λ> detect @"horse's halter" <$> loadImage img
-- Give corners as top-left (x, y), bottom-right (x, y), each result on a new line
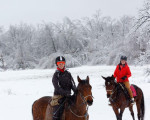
top-left (105, 81), bottom-right (119, 103)
top-left (105, 81), bottom-right (117, 98)
top-left (69, 89), bottom-right (93, 119)
top-left (105, 82), bottom-right (114, 92)
top-left (79, 91), bottom-right (93, 105)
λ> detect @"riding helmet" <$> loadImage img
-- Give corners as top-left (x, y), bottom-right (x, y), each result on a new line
top-left (120, 56), bottom-right (127, 61)
top-left (55, 56), bottom-right (66, 65)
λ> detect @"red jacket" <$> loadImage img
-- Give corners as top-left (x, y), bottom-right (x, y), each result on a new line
top-left (114, 63), bottom-right (131, 83)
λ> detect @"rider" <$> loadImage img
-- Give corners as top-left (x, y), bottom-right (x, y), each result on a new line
top-left (52, 56), bottom-right (77, 120)
top-left (113, 55), bottom-right (134, 104)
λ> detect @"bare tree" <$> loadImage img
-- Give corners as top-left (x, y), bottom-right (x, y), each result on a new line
top-left (135, 0), bottom-right (150, 30)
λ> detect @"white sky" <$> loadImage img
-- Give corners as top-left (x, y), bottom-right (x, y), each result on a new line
top-left (0, 0), bottom-right (145, 28)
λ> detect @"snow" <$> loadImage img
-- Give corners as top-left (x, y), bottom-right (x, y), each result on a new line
top-left (0, 65), bottom-right (150, 120)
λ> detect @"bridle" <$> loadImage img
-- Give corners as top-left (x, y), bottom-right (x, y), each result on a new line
top-left (105, 82), bottom-right (119, 103)
top-left (52, 92), bottom-right (92, 119)
top-left (105, 82), bottom-right (117, 96)
top-left (106, 90), bottom-right (113, 92)
top-left (69, 91), bottom-right (93, 119)
top-left (79, 92), bottom-right (93, 104)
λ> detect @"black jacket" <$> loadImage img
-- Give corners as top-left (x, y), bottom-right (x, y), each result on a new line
top-left (52, 69), bottom-right (76, 96)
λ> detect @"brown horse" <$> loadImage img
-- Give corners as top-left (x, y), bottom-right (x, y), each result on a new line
top-left (102, 75), bottom-right (145, 120)
top-left (32, 76), bottom-right (93, 120)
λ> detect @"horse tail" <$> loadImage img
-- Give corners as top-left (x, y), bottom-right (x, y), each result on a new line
top-left (132, 84), bottom-right (145, 120)
top-left (140, 92), bottom-right (145, 120)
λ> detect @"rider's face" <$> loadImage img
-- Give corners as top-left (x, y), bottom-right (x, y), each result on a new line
top-left (57, 62), bottom-right (65, 69)
top-left (121, 60), bottom-right (126, 65)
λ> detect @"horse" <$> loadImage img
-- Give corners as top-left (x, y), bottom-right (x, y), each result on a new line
top-left (32, 76), bottom-right (93, 120)
top-left (102, 75), bottom-right (145, 120)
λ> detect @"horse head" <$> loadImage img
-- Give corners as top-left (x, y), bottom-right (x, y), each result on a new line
top-left (102, 75), bottom-right (116, 98)
top-left (77, 76), bottom-right (93, 106)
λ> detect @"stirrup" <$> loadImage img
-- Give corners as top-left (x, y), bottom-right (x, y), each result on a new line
top-left (130, 98), bottom-right (134, 105)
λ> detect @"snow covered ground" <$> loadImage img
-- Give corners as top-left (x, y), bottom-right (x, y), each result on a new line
top-left (0, 65), bottom-right (150, 120)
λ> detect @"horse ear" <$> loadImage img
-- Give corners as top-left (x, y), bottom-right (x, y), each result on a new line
top-left (101, 76), bottom-right (106, 80)
top-left (86, 76), bottom-right (89, 80)
top-left (112, 75), bottom-right (115, 80)
top-left (86, 76), bottom-right (89, 83)
top-left (77, 76), bottom-right (81, 82)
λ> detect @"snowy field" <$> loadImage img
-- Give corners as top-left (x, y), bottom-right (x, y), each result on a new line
top-left (0, 65), bottom-right (150, 120)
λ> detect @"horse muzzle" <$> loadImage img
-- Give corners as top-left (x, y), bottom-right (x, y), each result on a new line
top-left (107, 94), bottom-right (111, 98)
top-left (87, 100), bottom-right (93, 106)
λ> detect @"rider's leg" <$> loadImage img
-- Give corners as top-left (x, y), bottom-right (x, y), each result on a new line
top-left (53, 105), bottom-right (61, 120)
top-left (52, 98), bottom-right (65, 120)
top-left (123, 81), bottom-right (134, 104)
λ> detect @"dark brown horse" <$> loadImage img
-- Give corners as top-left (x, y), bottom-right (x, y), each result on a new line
top-left (102, 75), bottom-right (145, 120)
top-left (32, 76), bottom-right (93, 120)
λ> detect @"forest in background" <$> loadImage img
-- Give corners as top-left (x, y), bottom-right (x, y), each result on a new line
top-left (0, 0), bottom-right (150, 70)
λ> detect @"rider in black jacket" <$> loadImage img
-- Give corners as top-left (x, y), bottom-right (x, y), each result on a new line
top-left (52, 56), bottom-right (76, 120)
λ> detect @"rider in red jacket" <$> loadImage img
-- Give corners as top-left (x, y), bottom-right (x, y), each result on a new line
top-left (113, 56), bottom-right (134, 104)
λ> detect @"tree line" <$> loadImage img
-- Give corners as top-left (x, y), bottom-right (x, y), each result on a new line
top-left (0, 1), bottom-right (150, 70)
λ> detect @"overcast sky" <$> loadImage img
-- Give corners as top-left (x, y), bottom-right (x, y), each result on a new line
top-left (0, 0), bottom-right (145, 28)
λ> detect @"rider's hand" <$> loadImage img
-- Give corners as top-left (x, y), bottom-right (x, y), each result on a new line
top-left (65, 91), bottom-right (71, 97)
top-left (121, 76), bottom-right (127, 80)
top-left (65, 94), bottom-right (71, 98)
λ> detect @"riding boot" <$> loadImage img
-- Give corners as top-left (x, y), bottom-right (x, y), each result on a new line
top-left (130, 98), bottom-right (134, 105)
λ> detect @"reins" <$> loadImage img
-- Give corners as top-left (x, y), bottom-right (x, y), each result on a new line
top-left (69, 92), bottom-right (93, 119)
top-left (107, 83), bottom-right (127, 104)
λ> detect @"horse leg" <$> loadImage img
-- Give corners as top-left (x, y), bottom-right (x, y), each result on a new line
top-left (136, 101), bottom-right (141, 120)
top-left (129, 106), bottom-right (135, 120)
top-left (119, 107), bottom-right (125, 120)
top-left (112, 106), bottom-right (120, 120)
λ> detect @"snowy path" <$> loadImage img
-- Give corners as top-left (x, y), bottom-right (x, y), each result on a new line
top-left (0, 66), bottom-right (150, 120)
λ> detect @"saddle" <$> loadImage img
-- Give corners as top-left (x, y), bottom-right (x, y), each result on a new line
top-left (50, 95), bottom-right (73, 120)
top-left (118, 83), bottom-right (137, 100)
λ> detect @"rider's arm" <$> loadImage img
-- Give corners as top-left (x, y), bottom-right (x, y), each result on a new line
top-left (113, 65), bottom-right (119, 78)
top-left (70, 75), bottom-right (77, 93)
top-left (126, 66), bottom-right (131, 78)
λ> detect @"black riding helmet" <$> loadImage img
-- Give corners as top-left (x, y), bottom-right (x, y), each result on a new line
top-left (120, 56), bottom-right (127, 61)
top-left (55, 56), bottom-right (66, 65)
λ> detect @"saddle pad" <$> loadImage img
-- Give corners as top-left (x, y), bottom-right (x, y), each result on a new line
top-left (50, 95), bottom-right (63, 106)
top-left (130, 85), bottom-right (137, 97)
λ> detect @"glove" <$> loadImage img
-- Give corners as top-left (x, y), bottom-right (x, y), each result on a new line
top-left (65, 91), bottom-right (71, 97)
top-left (121, 76), bottom-right (127, 80)
top-left (65, 94), bottom-right (71, 98)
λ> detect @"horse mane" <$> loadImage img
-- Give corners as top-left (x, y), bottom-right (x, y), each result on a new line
top-left (113, 82), bottom-right (130, 100)
top-left (70, 90), bottom-right (78, 104)
top-left (114, 82), bottom-right (125, 92)
top-left (70, 79), bottom-right (89, 104)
